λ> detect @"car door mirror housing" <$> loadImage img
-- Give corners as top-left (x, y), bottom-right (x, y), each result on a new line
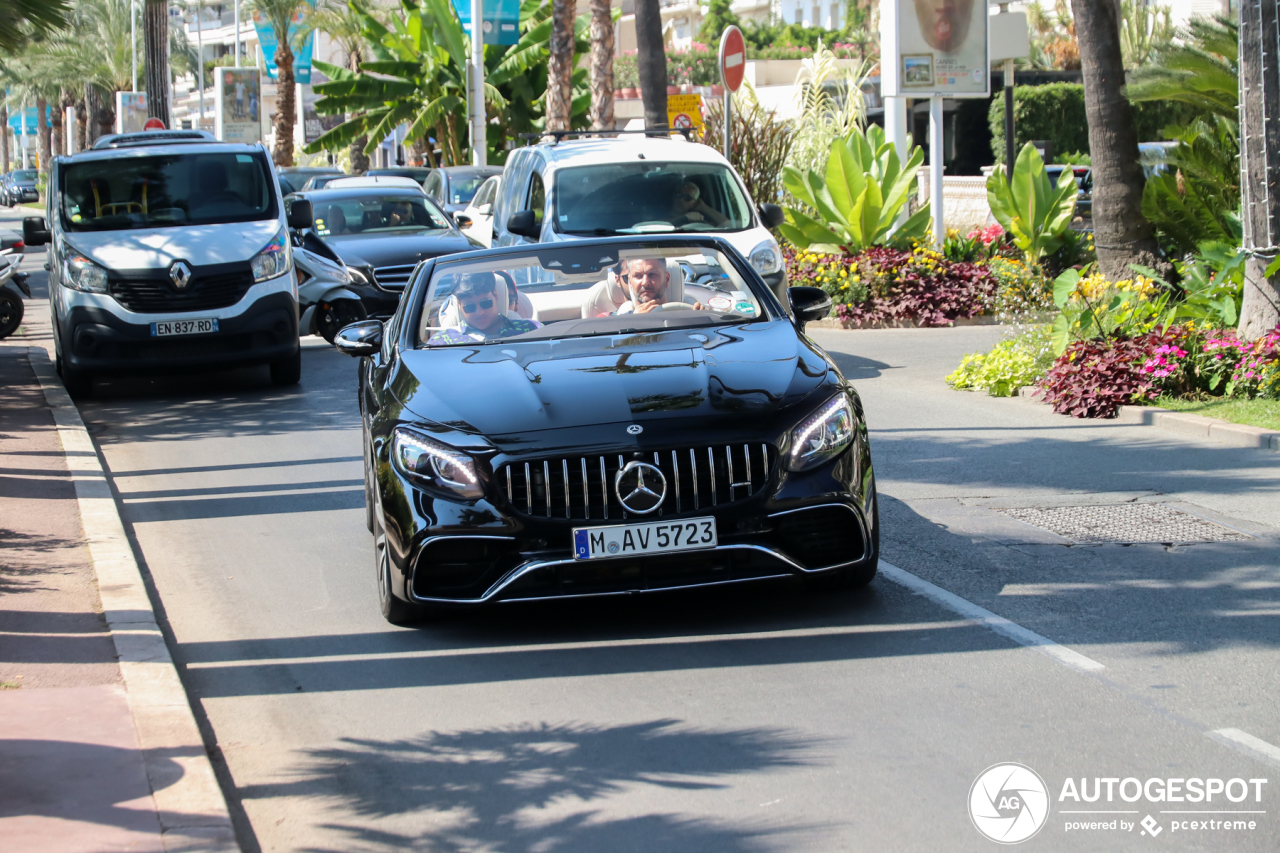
top-left (22, 216), bottom-right (50, 247)
top-left (758, 203), bottom-right (785, 229)
top-left (287, 198), bottom-right (313, 230)
top-left (334, 320), bottom-right (384, 357)
top-left (789, 286), bottom-right (831, 329)
top-left (453, 213), bottom-right (473, 229)
top-left (507, 210), bottom-right (540, 240)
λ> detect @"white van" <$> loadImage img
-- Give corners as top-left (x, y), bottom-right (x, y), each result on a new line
top-left (489, 134), bottom-right (788, 304)
top-left (23, 131), bottom-right (304, 397)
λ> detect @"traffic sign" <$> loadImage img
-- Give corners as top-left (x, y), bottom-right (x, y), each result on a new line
top-left (144, 117), bottom-right (166, 131)
top-left (719, 26), bottom-right (746, 93)
top-left (666, 94), bottom-right (704, 133)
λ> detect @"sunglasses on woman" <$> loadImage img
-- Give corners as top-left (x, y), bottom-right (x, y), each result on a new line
top-left (461, 298), bottom-right (495, 313)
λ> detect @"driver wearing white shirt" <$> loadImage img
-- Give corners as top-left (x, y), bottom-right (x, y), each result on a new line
top-left (615, 258), bottom-right (705, 314)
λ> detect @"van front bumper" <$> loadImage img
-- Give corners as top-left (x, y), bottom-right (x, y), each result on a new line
top-left (58, 290), bottom-right (299, 375)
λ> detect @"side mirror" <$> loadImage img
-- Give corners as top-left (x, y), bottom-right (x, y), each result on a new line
top-left (23, 217), bottom-right (50, 247)
top-left (333, 319), bottom-right (383, 357)
top-left (507, 210), bottom-right (540, 240)
top-left (758, 203), bottom-right (785, 229)
top-left (287, 198), bottom-right (313, 230)
top-left (788, 286), bottom-right (831, 330)
top-left (453, 213), bottom-right (473, 229)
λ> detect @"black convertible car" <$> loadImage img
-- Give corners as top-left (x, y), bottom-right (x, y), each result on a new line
top-left (335, 236), bottom-right (878, 623)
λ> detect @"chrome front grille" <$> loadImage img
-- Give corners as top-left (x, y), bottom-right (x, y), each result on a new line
top-left (502, 444), bottom-right (775, 520)
top-left (373, 264), bottom-right (416, 289)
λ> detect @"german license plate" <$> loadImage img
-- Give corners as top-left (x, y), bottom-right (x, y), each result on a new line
top-left (150, 318), bottom-right (218, 337)
top-left (572, 516), bottom-right (717, 560)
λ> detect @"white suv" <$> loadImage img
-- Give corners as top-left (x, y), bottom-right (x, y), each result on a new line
top-left (490, 133), bottom-right (788, 303)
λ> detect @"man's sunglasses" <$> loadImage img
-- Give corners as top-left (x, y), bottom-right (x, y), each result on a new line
top-left (460, 298), bottom-right (495, 313)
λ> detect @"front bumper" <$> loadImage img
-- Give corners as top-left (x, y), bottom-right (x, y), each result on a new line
top-left (376, 430), bottom-right (876, 606)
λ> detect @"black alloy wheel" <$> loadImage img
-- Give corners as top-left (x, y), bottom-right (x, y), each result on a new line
top-left (363, 434), bottom-right (376, 533)
top-left (0, 290), bottom-right (23, 339)
top-left (372, 503), bottom-right (426, 626)
top-left (269, 349), bottom-right (302, 386)
top-left (316, 299), bottom-right (367, 344)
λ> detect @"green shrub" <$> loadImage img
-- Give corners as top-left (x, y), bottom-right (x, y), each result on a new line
top-left (988, 83), bottom-right (1090, 165)
top-left (986, 142), bottom-right (1079, 264)
top-left (947, 326), bottom-right (1056, 397)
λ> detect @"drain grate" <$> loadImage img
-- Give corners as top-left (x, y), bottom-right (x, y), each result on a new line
top-left (997, 503), bottom-right (1251, 545)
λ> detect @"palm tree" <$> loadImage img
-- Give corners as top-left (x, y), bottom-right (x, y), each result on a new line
top-left (311, 1), bottom-right (376, 171)
top-left (0, 0), bottom-right (73, 54)
top-left (247, 0), bottom-right (317, 166)
top-left (634, 0), bottom-right (666, 130)
top-left (546, 0), bottom-right (575, 131)
top-left (1126, 15), bottom-right (1237, 126)
top-left (1070, 0), bottom-right (1160, 279)
top-left (587, 0), bottom-right (613, 131)
top-left (143, 0), bottom-right (171, 124)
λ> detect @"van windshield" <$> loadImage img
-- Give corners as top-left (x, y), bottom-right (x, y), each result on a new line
top-left (59, 151), bottom-right (277, 231)
top-left (554, 162), bottom-right (752, 236)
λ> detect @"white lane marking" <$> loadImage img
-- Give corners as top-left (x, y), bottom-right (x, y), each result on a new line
top-left (877, 561), bottom-right (1106, 673)
top-left (1210, 728), bottom-right (1280, 767)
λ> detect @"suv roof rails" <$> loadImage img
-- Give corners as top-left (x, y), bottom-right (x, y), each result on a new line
top-left (517, 128), bottom-right (694, 146)
top-left (91, 130), bottom-right (218, 150)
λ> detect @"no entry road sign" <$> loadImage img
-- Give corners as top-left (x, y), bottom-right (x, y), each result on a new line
top-left (719, 26), bottom-right (746, 93)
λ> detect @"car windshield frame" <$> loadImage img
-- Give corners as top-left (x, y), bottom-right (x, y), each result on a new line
top-left (58, 150), bottom-right (278, 232)
top-left (308, 192), bottom-right (455, 237)
top-left (408, 238), bottom-right (780, 349)
top-left (552, 161), bottom-right (755, 237)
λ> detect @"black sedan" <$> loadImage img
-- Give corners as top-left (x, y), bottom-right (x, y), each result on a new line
top-left (286, 187), bottom-right (480, 318)
top-left (334, 236), bottom-right (878, 624)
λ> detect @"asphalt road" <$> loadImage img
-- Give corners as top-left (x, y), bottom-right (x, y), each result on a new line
top-left (5, 207), bottom-right (1279, 851)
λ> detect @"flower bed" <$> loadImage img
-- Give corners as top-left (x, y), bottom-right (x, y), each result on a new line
top-left (785, 244), bottom-right (996, 328)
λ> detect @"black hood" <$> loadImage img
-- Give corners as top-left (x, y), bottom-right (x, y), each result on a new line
top-left (326, 231), bottom-right (479, 268)
top-left (391, 320), bottom-right (837, 438)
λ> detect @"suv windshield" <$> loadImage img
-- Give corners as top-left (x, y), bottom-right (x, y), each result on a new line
top-left (13, 170), bottom-right (37, 182)
top-left (554, 162), bottom-right (752, 235)
top-left (417, 241), bottom-right (771, 347)
top-left (311, 194), bottom-right (453, 236)
top-left (60, 151), bottom-right (276, 232)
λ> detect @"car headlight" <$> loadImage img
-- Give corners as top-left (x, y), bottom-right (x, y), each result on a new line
top-left (788, 394), bottom-right (856, 471)
top-left (62, 249), bottom-right (109, 293)
top-left (749, 237), bottom-right (783, 276)
top-left (250, 229), bottom-right (291, 283)
top-left (391, 427), bottom-right (484, 500)
top-left (347, 267), bottom-right (369, 285)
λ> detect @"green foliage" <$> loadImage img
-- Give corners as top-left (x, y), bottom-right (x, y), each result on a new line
top-left (947, 326), bottom-right (1055, 397)
top-left (986, 143), bottom-right (1079, 264)
top-left (786, 44), bottom-right (868, 176)
top-left (1127, 15), bottom-right (1238, 126)
top-left (1056, 151), bottom-right (1090, 166)
top-left (0, 0), bottom-right (72, 53)
top-left (701, 85), bottom-right (794, 206)
top-left (1049, 269), bottom-right (1170, 355)
top-left (1142, 116), bottom-right (1240, 255)
top-left (779, 124), bottom-right (930, 254)
top-left (988, 256), bottom-right (1055, 323)
top-left (667, 45), bottom-right (719, 86)
top-left (696, 0), bottom-right (739, 47)
top-left (988, 83), bottom-right (1089, 164)
top-left (1135, 242), bottom-right (1244, 330)
top-left (613, 52), bottom-right (637, 88)
top-left (1120, 0), bottom-right (1175, 69)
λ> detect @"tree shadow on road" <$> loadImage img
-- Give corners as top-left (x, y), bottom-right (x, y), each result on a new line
top-left (243, 719), bottom-right (826, 853)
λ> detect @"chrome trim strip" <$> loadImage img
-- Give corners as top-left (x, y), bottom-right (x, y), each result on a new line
top-left (618, 455), bottom-right (626, 519)
top-left (725, 445), bottom-right (735, 497)
top-left (600, 456), bottom-right (608, 519)
top-left (761, 444), bottom-right (769, 485)
top-left (543, 460), bottom-right (551, 516)
top-left (581, 458), bottom-right (589, 519)
top-left (407, 534), bottom-right (518, 603)
top-left (708, 446), bottom-right (717, 505)
top-left (743, 444), bottom-right (751, 488)
top-left (653, 452), bottom-right (662, 516)
top-left (506, 466), bottom-right (512, 505)
top-left (524, 462), bottom-right (531, 510)
top-left (495, 572), bottom-right (796, 604)
top-left (672, 450), bottom-right (681, 513)
top-left (767, 501), bottom-right (872, 567)
top-left (690, 448), bottom-right (699, 509)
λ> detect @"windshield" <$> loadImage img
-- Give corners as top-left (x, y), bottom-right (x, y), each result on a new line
top-left (312, 195), bottom-right (453, 236)
top-left (416, 241), bottom-right (771, 348)
top-left (14, 170), bottom-right (37, 182)
top-left (554, 162), bottom-right (752, 236)
top-left (60, 152), bottom-right (276, 231)
top-left (447, 174), bottom-right (489, 205)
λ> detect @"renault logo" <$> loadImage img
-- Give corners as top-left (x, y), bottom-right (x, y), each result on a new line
top-left (614, 461), bottom-right (666, 515)
top-left (169, 261), bottom-right (192, 289)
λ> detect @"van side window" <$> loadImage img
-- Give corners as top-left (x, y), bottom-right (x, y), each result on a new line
top-left (527, 172), bottom-right (545, 228)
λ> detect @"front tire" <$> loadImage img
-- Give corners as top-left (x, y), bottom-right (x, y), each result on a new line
top-left (373, 512), bottom-right (425, 626)
top-left (0, 290), bottom-right (24, 339)
top-left (57, 355), bottom-right (93, 399)
top-left (269, 348), bottom-right (302, 386)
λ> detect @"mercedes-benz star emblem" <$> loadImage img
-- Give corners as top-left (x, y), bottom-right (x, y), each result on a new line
top-left (169, 261), bottom-right (192, 289)
top-left (614, 461), bottom-right (667, 515)
top-left (626, 424), bottom-right (643, 435)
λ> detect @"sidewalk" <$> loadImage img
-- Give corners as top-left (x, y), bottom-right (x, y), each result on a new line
top-left (0, 347), bottom-right (237, 852)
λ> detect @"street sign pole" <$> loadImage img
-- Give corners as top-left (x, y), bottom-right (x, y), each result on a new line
top-left (930, 96), bottom-right (944, 246)
top-left (717, 26), bottom-right (745, 161)
top-left (470, 0), bottom-right (486, 166)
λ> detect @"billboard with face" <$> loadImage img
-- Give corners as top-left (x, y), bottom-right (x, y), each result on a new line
top-left (880, 0), bottom-right (990, 98)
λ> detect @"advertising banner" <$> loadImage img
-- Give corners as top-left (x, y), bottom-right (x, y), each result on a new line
top-left (450, 0), bottom-right (520, 45)
top-left (215, 67), bottom-right (263, 143)
top-left (880, 0), bottom-right (990, 98)
top-left (299, 72), bottom-right (343, 145)
top-left (115, 92), bottom-right (148, 134)
top-left (252, 2), bottom-right (316, 84)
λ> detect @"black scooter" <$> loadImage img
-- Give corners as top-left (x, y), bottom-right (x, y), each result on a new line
top-left (0, 250), bottom-right (30, 340)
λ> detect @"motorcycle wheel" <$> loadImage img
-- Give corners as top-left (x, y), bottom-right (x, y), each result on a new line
top-left (0, 290), bottom-right (24, 339)
top-left (317, 299), bottom-right (368, 344)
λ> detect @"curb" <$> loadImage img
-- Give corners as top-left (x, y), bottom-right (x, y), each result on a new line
top-left (26, 348), bottom-right (240, 852)
top-left (1016, 386), bottom-right (1280, 452)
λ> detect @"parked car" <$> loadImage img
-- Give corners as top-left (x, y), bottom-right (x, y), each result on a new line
top-left (423, 165), bottom-right (503, 214)
top-left (454, 174), bottom-right (500, 247)
top-left (279, 167), bottom-right (344, 194)
top-left (490, 135), bottom-right (787, 306)
top-left (331, 234), bottom-right (876, 623)
top-left (1044, 165), bottom-right (1092, 222)
top-left (286, 185), bottom-right (478, 303)
top-left (324, 175), bottom-right (426, 193)
top-left (299, 173), bottom-right (349, 191)
top-left (3, 169), bottom-right (40, 206)
top-left (23, 131), bottom-right (302, 397)
top-left (365, 167), bottom-right (435, 187)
